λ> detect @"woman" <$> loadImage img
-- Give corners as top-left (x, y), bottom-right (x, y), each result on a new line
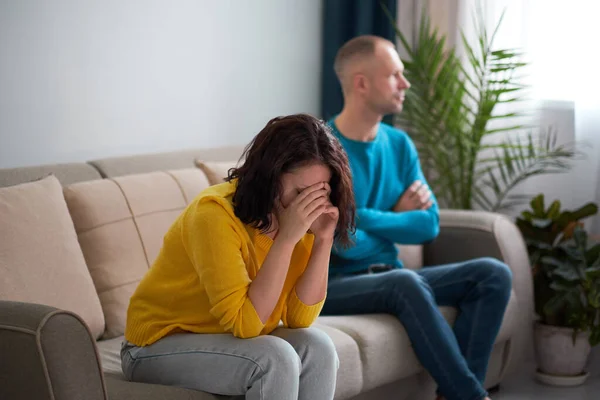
top-left (121, 114), bottom-right (356, 400)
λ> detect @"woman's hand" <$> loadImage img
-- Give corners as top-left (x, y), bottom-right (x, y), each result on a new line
top-left (276, 182), bottom-right (329, 246)
top-left (309, 183), bottom-right (339, 242)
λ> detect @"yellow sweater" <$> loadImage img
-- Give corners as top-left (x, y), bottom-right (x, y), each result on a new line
top-left (125, 181), bottom-right (324, 346)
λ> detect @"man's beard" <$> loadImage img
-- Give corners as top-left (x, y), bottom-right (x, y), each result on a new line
top-left (370, 98), bottom-right (402, 115)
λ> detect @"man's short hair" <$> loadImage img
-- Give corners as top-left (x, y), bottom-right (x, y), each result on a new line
top-left (333, 35), bottom-right (392, 82)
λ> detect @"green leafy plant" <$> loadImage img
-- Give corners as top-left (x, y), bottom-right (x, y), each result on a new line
top-left (382, 4), bottom-right (577, 211)
top-left (516, 194), bottom-right (600, 346)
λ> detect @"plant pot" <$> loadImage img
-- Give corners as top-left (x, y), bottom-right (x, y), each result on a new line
top-left (534, 322), bottom-right (591, 386)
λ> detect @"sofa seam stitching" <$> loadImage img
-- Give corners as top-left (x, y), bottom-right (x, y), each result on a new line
top-left (164, 170), bottom-right (190, 204)
top-left (111, 178), bottom-right (151, 269)
top-left (0, 325), bottom-right (37, 334)
top-left (76, 206), bottom-right (186, 236)
top-left (95, 277), bottom-right (141, 294)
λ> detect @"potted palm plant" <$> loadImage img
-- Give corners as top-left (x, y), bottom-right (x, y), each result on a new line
top-left (516, 194), bottom-right (600, 386)
top-left (381, 4), bottom-right (577, 211)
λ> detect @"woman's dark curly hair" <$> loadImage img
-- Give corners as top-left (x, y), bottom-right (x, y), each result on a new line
top-left (227, 114), bottom-right (356, 247)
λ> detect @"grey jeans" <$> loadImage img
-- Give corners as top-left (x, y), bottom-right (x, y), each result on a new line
top-left (120, 327), bottom-right (339, 400)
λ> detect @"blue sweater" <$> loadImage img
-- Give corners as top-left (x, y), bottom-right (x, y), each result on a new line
top-left (329, 121), bottom-right (440, 274)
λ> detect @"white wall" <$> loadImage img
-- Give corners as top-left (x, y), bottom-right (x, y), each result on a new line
top-left (0, 0), bottom-right (323, 168)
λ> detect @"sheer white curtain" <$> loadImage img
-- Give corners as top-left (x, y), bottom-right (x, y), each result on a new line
top-left (396, 0), bottom-right (600, 232)
top-left (456, 0), bottom-right (600, 232)
top-left (527, 0), bottom-right (600, 237)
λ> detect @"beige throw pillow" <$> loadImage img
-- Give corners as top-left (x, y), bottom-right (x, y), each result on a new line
top-left (0, 175), bottom-right (105, 339)
top-left (195, 160), bottom-right (238, 186)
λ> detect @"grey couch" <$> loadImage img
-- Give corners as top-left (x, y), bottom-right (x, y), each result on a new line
top-left (0, 146), bottom-right (534, 400)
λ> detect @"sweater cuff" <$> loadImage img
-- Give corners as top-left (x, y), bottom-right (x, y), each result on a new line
top-left (286, 288), bottom-right (324, 328)
top-left (233, 298), bottom-right (266, 338)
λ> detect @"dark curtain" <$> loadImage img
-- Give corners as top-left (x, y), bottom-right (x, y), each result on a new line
top-left (320, 0), bottom-right (398, 121)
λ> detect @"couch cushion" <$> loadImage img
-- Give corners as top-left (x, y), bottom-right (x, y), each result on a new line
top-left (195, 160), bottom-right (239, 186)
top-left (98, 324), bottom-right (363, 400)
top-left (0, 163), bottom-right (102, 188)
top-left (313, 324), bottom-right (363, 400)
top-left (97, 336), bottom-right (125, 377)
top-left (397, 244), bottom-right (423, 270)
top-left (316, 291), bottom-right (518, 394)
top-left (0, 175), bottom-right (105, 338)
top-left (89, 146), bottom-right (245, 178)
top-left (105, 374), bottom-right (224, 400)
top-left (316, 314), bottom-right (422, 392)
top-left (64, 169), bottom-right (209, 339)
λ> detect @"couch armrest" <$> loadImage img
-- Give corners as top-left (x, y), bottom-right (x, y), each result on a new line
top-left (0, 300), bottom-right (108, 400)
top-left (423, 210), bottom-right (532, 302)
top-left (423, 210), bottom-right (534, 373)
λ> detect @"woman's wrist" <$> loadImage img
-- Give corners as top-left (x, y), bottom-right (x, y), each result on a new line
top-left (273, 235), bottom-right (299, 252)
top-left (313, 235), bottom-right (334, 248)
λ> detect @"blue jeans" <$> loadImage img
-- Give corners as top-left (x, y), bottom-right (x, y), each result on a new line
top-left (322, 257), bottom-right (512, 400)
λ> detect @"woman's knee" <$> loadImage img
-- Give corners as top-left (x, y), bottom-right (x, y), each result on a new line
top-left (294, 328), bottom-right (339, 368)
top-left (257, 335), bottom-right (301, 375)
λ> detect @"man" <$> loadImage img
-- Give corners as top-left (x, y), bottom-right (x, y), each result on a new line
top-left (322, 35), bottom-right (512, 400)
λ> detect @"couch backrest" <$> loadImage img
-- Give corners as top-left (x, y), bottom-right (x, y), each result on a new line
top-left (2, 145), bottom-right (423, 340)
top-left (397, 244), bottom-right (423, 270)
top-left (63, 169), bottom-right (210, 339)
top-left (0, 163), bottom-right (102, 188)
top-left (89, 145), bottom-right (245, 178)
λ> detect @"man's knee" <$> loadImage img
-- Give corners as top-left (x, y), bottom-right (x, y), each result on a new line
top-left (383, 269), bottom-right (432, 308)
top-left (477, 257), bottom-right (513, 288)
top-left (386, 268), bottom-right (428, 293)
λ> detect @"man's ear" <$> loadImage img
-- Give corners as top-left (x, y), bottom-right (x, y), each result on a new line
top-left (354, 73), bottom-right (368, 94)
